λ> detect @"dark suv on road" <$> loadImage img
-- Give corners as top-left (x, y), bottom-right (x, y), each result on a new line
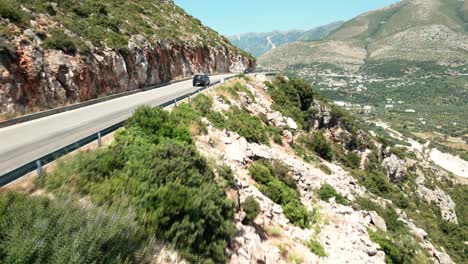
top-left (193, 74), bottom-right (210, 86)
top-left (244, 68), bottom-right (253, 74)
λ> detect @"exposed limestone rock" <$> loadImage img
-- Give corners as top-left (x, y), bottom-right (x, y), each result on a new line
top-left (415, 176), bottom-right (458, 224)
top-left (230, 222), bottom-right (283, 264)
top-left (151, 247), bottom-right (188, 264)
top-left (396, 209), bottom-right (455, 264)
top-left (369, 211), bottom-right (387, 232)
top-left (309, 103), bottom-right (332, 130)
top-left (286, 117), bottom-right (298, 130)
top-left (382, 150), bottom-right (407, 183)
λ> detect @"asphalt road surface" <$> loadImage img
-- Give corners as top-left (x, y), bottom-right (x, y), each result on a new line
top-left (0, 73), bottom-right (234, 178)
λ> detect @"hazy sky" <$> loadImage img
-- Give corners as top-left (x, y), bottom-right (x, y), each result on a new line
top-left (174, 0), bottom-right (401, 36)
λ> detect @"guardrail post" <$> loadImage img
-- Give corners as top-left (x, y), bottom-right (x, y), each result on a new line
top-left (97, 132), bottom-right (102, 147)
top-left (174, 98), bottom-right (177, 107)
top-left (36, 160), bottom-right (43, 177)
top-left (188, 93), bottom-right (191, 103)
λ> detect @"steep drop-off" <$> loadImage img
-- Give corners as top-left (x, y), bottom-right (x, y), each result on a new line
top-left (0, 0), bottom-right (254, 115)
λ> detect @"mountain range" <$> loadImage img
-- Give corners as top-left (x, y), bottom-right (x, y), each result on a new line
top-left (259, 0), bottom-right (468, 70)
top-left (228, 21), bottom-right (343, 57)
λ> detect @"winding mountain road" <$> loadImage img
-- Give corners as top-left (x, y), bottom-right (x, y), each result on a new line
top-left (0, 73), bottom-right (234, 182)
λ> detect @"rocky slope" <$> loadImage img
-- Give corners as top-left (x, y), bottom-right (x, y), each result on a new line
top-left (259, 0), bottom-right (467, 70)
top-left (191, 74), bottom-right (465, 263)
top-left (228, 21), bottom-right (343, 57)
top-left (0, 0), bottom-right (254, 116)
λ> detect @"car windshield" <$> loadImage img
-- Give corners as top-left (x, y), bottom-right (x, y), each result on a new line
top-left (195, 75), bottom-right (205, 79)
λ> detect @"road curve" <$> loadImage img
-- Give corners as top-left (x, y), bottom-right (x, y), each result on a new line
top-left (0, 73), bottom-right (234, 178)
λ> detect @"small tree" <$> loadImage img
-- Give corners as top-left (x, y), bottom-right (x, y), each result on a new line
top-left (311, 132), bottom-right (333, 161)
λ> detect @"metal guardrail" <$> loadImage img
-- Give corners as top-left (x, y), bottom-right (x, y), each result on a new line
top-left (0, 77), bottom-right (195, 129)
top-left (0, 76), bottom-right (229, 187)
top-left (0, 72), bottom-right (280, 187)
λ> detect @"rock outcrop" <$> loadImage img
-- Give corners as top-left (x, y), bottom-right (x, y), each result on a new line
top-left (415, 175), bottom-right (458, 224)
top-left (382, 149), bottom-right (407, 183)
top-left (0, 31), bottom-right (253, 114)
top-left (0, 1), bottom-right (254, 115)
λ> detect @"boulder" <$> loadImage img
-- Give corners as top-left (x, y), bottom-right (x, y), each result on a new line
top-left (382, 154), bottom-right (407, 183)
top-left (286, 117), bottom-right (298, 130)
top-left (369, 211), bottom-right (387, 232)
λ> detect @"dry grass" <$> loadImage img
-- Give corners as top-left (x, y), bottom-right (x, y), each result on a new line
top-left (264, 225), bottom-right (283, 238)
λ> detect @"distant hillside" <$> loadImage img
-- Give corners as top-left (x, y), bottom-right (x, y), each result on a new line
top-left (228, 21), bottom-right (343, 57)
top-left (259, 0), bottom-right (468, 70)
top-left (297, 21), bottom-right (344, 41)
top-left (229, 30), bottom-right (305, 57)
top-left (258, 0), bottom-right (468, 157)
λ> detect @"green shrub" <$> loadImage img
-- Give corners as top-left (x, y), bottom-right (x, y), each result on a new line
top-left (301, 132), bottom-right (333, 161)
top-left (0, 192), bottom-right (143, 264)
top-left (306, 238), bottom-right (327, 257)
top-left (273, 132), bottom-right (283, 145)
top-left (346, 151), bottom-right (362, 169)
top-left (0, 0), bottom-right (28, 24)
top-left (242, 196), bottom-right (260, 224)
top-left (225, 107), bottom-right (269, 144)
top-left (329, 105), bottom-right (355, 132)
top-left (192, 93), bottom-right (213, 115)
top-left (207, 111), bottom-right (227, 129)
top-left (319, 184), bottom-right (348, 205)
top-left (38, 106), bottom-right (235, 263)
top-left (283, 201), bottom-right (310, 228)
top-left (250, 160), bottom-right (310, 228)
top-left (249, 162), bottom-right (272, 184)
top-left (218, 164), bottom-right (236, 189)
top-left (43, 29), bottom-right (77, 54)
top-left (170, 103), bottom-right (207, 135)
top-left (319, 164), bottom-right (332, 175)
top-left (126, 106), bottom-right (192, 144)
top-left (266, 76), bottom-right (315, 129)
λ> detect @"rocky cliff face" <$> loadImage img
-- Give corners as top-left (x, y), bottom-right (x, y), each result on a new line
top-left (0, 0), bottom-right (254, 115)
top-left (0, 32), bottom-right (252, 114)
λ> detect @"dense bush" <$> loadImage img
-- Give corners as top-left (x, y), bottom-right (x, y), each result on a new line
top-left (38, 106), bottom-right (235, 263)
top-left (331, 143), bottom-right (361, 169)
top-left (171, 103), bottom-right (207, 135)
top-left (126, 106), bottom-right (193, 144)
top-left (225, 107), bottom-right (269, 144)
top-left (266, 76), bottom-right (315, 129)
top-left (249, 160), bottom-right (310, 228)
top-left (191, 94), bottom-right (213, 115)
top-left (0, 192), bottom-right (143, 264)
top-left (218, 164), bottom-right (236, 189)
top-left (43, 29), bottom-right (77, 54)
top-left (207, 111), bottom-right (227, 129)
top-left (301, 132), bottom-right (333, 161)
top-left (242, 196), bottom-right (260, 224)
top-left (0, 0), bottom-right (28, 24)
top-left (318, 184), bottom-right (348, 205)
